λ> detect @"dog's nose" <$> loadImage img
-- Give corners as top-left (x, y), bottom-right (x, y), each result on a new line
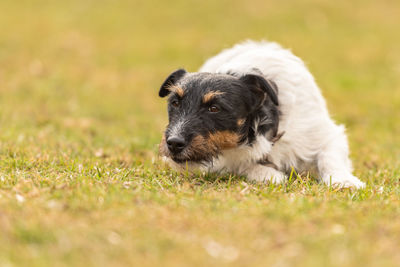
top-left (166, 136), bottom-right (186, 154)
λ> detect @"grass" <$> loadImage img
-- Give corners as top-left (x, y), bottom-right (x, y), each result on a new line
top-left (0, 0), bottom-right (399, 266)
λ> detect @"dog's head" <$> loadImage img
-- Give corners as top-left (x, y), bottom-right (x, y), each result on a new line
top-left (158, 69), bottom-right (279, 163)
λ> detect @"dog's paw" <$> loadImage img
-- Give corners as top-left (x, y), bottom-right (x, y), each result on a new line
top-left (323, 174), bottom-right (365, 189)
top-left (246, 166), bottom-right (287, 184)
top-left (266, 169), bottom-right (287, 184)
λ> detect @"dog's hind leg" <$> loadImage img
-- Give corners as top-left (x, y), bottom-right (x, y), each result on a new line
top-left (317, 126), bottom-right (365, 189)
top-left (245, 164), bottom-right (287, 184)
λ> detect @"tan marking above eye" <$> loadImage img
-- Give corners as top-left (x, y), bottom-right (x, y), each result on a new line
top-left (167, 85), bottom-right (184, 97)
top-left (203, 90), bottom-right (225, 103)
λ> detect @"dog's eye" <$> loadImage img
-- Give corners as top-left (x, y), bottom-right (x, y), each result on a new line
top-left (208, 105), bottom-right (220, 113)
top-left (171, 100), bottom-right (180, 108)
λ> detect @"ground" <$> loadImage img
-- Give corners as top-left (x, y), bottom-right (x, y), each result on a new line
top-left (0, 0), bottom-right (399, 266)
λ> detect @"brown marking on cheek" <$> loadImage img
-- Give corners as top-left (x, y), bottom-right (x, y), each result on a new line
top-left (167, 85), bottom-right (184, 97)
top-left (191, 135), bottom-right (206, 148)
top-left (188, 135), bottom-right (217, 157)
top-left (207, 131), bottom-right (240, 150)
top-left (203, 90), bottom-right (224, 103)
top-left (237, 118), bottom-right (245, 127)
top-left (183, 134), bottom-right (220, 161)
top-left (180, 131), bottom-right (240, 162)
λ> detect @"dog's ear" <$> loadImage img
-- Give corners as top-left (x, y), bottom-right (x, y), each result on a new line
top-left (240, 74), bottom-right (278, 108)
top-left (159, 69), bottom-right (187, 97)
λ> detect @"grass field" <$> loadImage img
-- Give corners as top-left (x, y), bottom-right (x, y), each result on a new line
top-left (0, 0), bottom-right (399, 266)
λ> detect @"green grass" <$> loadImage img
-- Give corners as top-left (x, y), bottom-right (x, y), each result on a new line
top-left (0, 0), bottom-right (399, 266)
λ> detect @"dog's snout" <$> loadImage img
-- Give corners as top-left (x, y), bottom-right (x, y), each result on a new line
top-left (167, 136), bottom-right (186, 154)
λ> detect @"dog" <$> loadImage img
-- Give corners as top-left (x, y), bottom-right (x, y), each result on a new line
top-left (158, 40), bottom-right (365, 189)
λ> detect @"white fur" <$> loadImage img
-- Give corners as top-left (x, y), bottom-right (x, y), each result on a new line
top-left (172, 40), bottom-right (365, 189)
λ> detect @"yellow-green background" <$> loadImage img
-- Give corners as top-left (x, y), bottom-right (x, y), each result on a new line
top-left (0, 0), bottom-right (399, 266)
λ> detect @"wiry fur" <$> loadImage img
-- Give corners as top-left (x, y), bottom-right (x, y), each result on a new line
top-left (160, 40), bottom-right (365, 189)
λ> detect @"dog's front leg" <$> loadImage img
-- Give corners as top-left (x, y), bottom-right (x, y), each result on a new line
top-left (245, 164), bottom-right (287, 184)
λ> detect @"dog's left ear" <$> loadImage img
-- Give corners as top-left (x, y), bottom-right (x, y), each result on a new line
top-left (240, 74), bottom-right (279, 107)
top-left (159, 69), bottom-right (187, 97)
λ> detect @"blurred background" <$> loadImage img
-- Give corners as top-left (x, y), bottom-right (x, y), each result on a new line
top-left (0, 0), bottom-right (399, 265)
